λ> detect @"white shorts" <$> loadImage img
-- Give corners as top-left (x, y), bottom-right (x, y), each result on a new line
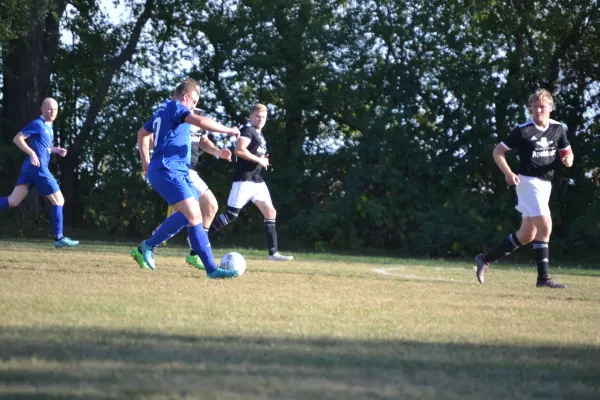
top-left (188, 169), bottom-right (209, 198)
top-left (515, 175), bottom-right (552, 218)
top-left (227, 181), bottom-right (272, 209)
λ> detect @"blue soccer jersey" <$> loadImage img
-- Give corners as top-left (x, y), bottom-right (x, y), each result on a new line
top-left (143, 100), bottom-right (192, 172)
top-left (21, 116), bottom-right (54, 172)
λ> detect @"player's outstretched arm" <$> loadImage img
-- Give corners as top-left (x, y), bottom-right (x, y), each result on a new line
top-left (199, 136), bottom-right (232, 161)
top-left (137, 127), bottom-right (152, 174)
top-left (13, 132), bottom-right (40, 167)
top-left (493, 144), bottom-right (520, 185)
top-left (185, 114), bottom-right (240, 138)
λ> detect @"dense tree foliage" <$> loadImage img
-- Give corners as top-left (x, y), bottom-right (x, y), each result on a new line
top-left (1, 0), bottom-right (598, 257)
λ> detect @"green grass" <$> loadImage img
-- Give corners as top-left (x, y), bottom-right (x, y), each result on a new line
top-left (1, 239), bottom-right (599, 399)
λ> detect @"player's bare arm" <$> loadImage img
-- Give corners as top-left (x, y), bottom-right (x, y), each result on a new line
top-left (235, 137), bottom-right (269, 169)
top-left (199, 136), bottom-right (232, 162)
top-left (493, 144), bottom-right (520, 185)
top-left (51, 147), bottom-right (67, 157)
top-left (137, 127), bottom-right (152, 174)
top-left (560, 146), bottom-right (574, 167)
top-left (186, 114), bottom-right (240, 139)
top-left (13, 132), bottom-right (40, 167)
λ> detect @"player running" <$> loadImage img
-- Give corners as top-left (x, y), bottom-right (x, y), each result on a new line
top-left (209, 103), bottom-right (293, 261)
top-left (0, 98), bottom-right (79, 249)
top-left (475, 89), bottom-right (574, 288)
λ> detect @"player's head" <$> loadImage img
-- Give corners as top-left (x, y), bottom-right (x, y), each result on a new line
top-left (529, 89), bottom-right (554, 127)
top-left (41, 98), bottom-right (59, 122)
top-left (173, 79), bottom-right (200, 110)
top-left (249, 103), bottom-right (268, 130)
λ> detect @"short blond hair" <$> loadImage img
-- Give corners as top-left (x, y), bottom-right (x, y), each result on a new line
top-left (529, 89), bottom-right (554, 108)
top-left (174, 78), bottom-right (200, 99)
top-left (250, 103), bottom-right (268, 115)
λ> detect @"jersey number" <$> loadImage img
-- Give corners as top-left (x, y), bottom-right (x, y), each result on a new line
top-left (152, 117), bottom-right (162, 147)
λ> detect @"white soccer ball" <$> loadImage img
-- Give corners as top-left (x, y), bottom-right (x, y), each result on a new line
top-left (220, 252), bottom-right (246, 276)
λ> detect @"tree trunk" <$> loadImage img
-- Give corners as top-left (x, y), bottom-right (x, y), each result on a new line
top-left (0, 0), bottom-right (65, 195)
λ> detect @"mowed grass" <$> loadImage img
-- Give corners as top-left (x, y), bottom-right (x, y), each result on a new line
top-left (1, 240), bottom-right (599, 400)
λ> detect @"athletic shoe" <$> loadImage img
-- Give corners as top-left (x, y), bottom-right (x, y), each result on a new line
top-left (186, 254), bottom-right (205, 270)
top-left (475, 253), bottom-right (489, 284)
top-left (53, 237), bottom-right (79, 249)
top-left (536, 278), bottom-right (567, 289)
top-left (268, 252), bottom-right (294, 261)
top-left (139, 240), bottom-right (156, 270)
top-left (206, 267), bottom-right (238, 279)
top-left (131, 247), bottom-right (151, 269)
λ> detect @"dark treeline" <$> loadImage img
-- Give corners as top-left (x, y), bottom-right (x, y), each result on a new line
top-left (1, 0), bottom-right (598, 258)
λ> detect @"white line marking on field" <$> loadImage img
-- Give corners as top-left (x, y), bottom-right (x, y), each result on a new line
top-left (372, 267), bottom-right (471, 283)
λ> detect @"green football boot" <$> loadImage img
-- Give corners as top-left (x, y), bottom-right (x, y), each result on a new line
top-left (186, 254), bottom-right (205, 270)
top-left (131, 247), bottom-right (151, 269)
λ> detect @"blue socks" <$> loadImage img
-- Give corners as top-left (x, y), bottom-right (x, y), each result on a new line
top-left (51, 205), bottom-right (64, 240)
top-left (147, 212), bottom-right (188, 248)
top-left (187, 224), bottom-right (218, 273)
top-left (0, 197), bottom-right (9, 210)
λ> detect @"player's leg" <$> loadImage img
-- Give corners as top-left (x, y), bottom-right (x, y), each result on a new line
top-left (208, 182), bottom-right (248, 234)
top-left (475, 175), bottom-right (538, 284)
top-left (46, 190), bottom-right (77, 248)
top-left (172, 196), bottom-right (236, 278)
top-left (0, 184), bottom-right (29, 210)
top-left (253, 183), bottom-right (293, 261)
top-left (37, 172), bottom-right (79, 248)
top-left (200, 190), bottom-right (218, 229)
top-left (531, 215), bottom-right (563, 288)
top-left (186, 171), bottom-right (214, 269)
top-left (132, 170), bottom-right (190, 269)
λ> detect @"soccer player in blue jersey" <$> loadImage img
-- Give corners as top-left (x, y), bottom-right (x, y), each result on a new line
top-left (0, 98), bottom-right (79, 248)
top-left (130, 79), bottom-right (241, 279)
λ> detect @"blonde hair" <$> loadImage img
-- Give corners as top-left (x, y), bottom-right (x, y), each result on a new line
top-left (174, 78), bottom-right (200, 99)
top-left (529, 89), bottom-right (554, 108)
top-left (250, 103), bottom-right (268, 115)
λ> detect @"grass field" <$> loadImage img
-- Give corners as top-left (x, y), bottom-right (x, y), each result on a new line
top-left (1, 239), bottom-right (599, 399)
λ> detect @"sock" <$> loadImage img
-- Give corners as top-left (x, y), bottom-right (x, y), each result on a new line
top-left (147, 212), bottom-right (188, 248)
top-left (533, 241), bottom-right (550, 281)
top-left (484, 232), bottom-right (522, 263)
top-left (264, 219), bottom-right (278, 256)
top-left (188, 224), bottom-right (218, 273)
top-left (0, 197), bottom-right (9, 210)
top-left (189, 227), bottom-right (210, 256)
top-left (208, 208), bottom-right (239, 234)
top-left (51, 205), bottom-right (64, 240)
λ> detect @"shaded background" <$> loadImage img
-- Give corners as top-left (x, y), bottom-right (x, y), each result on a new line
top-left (0, 0), bottom-right (598, 259)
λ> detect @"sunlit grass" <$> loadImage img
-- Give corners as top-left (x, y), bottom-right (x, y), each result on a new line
top-left (1, 240), bottom-right (599, 399)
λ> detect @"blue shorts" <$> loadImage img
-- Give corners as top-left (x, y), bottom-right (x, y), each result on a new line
top-left (148, 167), bottom-right (198, 205)
top-left (16, 168), bottom-right (60, 196)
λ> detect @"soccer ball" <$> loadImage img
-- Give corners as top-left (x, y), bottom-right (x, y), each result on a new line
top-left (220, 252), bottom-right (246, 276)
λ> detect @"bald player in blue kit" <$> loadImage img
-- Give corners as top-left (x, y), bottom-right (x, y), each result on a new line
top-left (0, 98), bottom-right (78, 248)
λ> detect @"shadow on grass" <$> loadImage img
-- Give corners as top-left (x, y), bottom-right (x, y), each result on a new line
top-left (0, 326), bottom-right (599, 400)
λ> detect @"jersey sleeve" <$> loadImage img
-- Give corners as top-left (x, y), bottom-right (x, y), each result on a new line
top-left (142, 115), bottom-right (155, 132)
top-left (174, 102), bottom-right (191, 123)
top-left (500, 127), bottom-right (522, 150)
top-left (557, 126), bottom-right (571, 150)
top-left (21, 120), bottom-right (40, 138)
top-left (239, 126), bottom-right (254, 141)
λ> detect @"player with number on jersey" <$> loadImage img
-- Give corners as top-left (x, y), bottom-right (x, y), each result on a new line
top-left (475, 89), bottom-right (574, 288)
top-left (131, 78), bottom-right (241, 279)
